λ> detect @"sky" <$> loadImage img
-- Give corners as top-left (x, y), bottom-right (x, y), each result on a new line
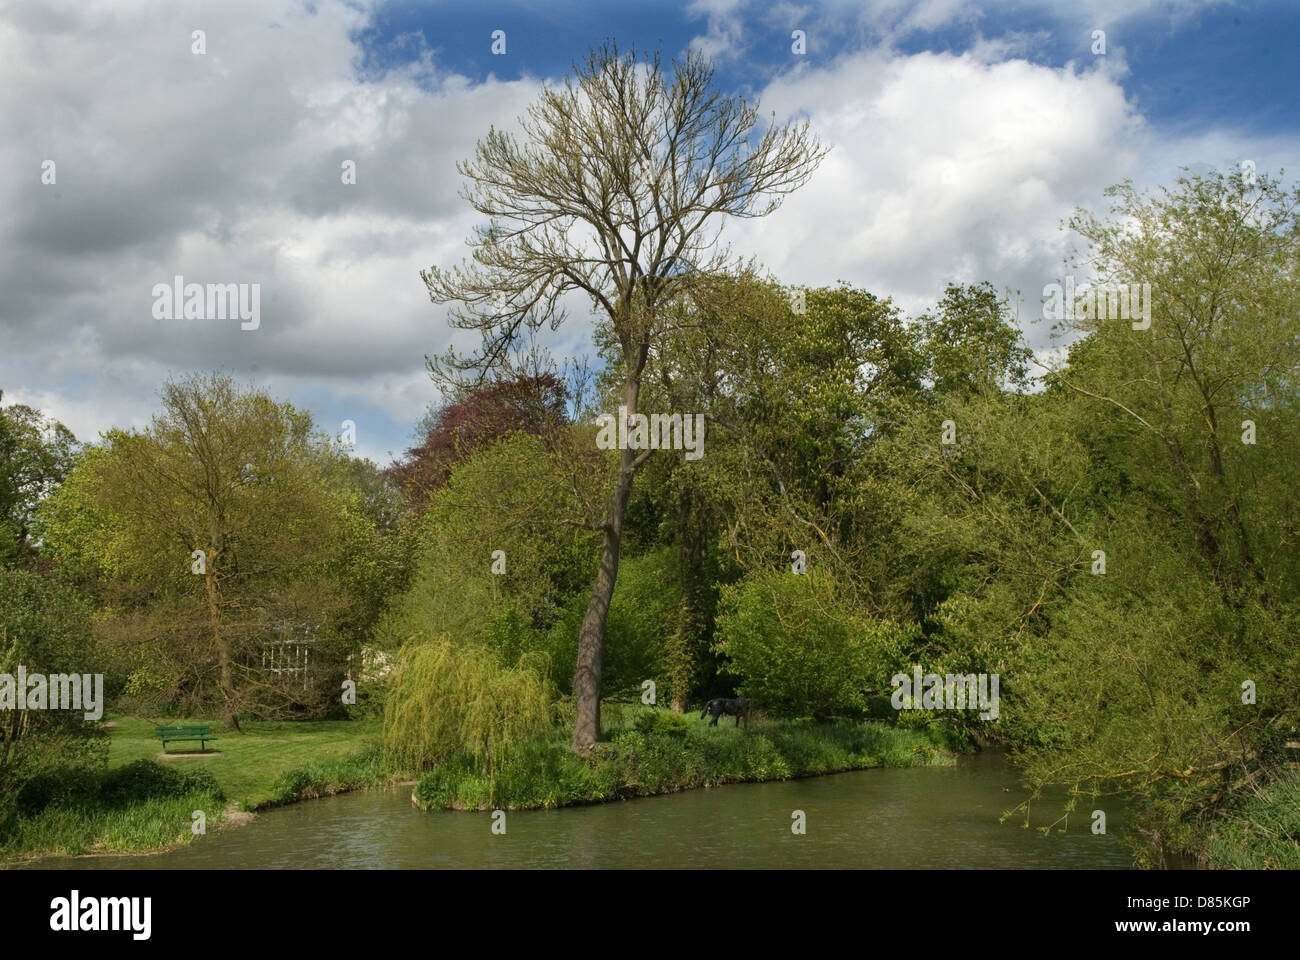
top-left (1, 0), bottom-right (1295, 467)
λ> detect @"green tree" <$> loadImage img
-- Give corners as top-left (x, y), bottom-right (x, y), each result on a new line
top-left (421, 42), bottom-right (827, 750)
top-left (0, 393), bottom-right (78, 567)
top-left (382, 636), bottom-right (552, 775)
top-left (0, 569), bottom-right (106, 823)
top-left (1053, 168), bottom-right (1300, 598)
top-left (37, 374), bottom-right (384, 727)
top-left (872, 169), bottom-right (1300, 863)
top-left (375, 431), bottom-right (602, 656)
top-left (714, 567), bottom-right (912, 718)
top-left (919, 282), bottom-right (1032, 398)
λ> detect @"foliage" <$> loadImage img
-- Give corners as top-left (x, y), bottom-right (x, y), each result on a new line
top-left (0, 784), bottom-right (224, 861)
top-left (714, 567), bottom-right (913, 718)
top-left (631, 705), bottom-right (692, 737)
top-left (0, 394), bottom-right (79, 567)
top-left (646, 277), bottom-right (927, 599)
top-left (265, 743), bottom-right (385, 807)
top-left (1, 759), bottom-right (224, 861)
top-left (540, 548), bottom-right (678, 698)
top-left (859, 168), bottom-right (1300, 862)
top-left (0, 568), bottom-right (107, 823)
top-left (382, 636), bottom-right (553, 775)
top-left (919, 281), bottom-right (1032, 396)
top-left (35, 374), bottom-right (393, 723)
top-left (412, 711), bottom-right (949, 811)
top-left (94, 759), bottom-right (223, 809)
top-left (372, 431), bottom-right (600, 661)
top-left (387, 372), bottom-right (570, 509)
top-left (1206, 774), bottom-right (1300, 869)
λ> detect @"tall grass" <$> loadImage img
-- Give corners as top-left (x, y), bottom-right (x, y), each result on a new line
top-left (1206, 774), bottom-right (1300, 869)
top-left (0, 759), bottom-right (225, 861)
top-left (262, 743), bottom-right (388, 809)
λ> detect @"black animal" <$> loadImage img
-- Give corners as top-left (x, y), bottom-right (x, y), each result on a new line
top-left (701, 697), bottom-right (751, 727)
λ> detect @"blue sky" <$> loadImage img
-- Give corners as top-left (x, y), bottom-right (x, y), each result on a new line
top-left (355, 0), bottom-right (1298, 132)
top-left (1, 0), bottom-right (1296, 467)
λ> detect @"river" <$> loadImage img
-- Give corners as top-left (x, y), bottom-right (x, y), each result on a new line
top-left (24, 751), bottom-right (1141, 869)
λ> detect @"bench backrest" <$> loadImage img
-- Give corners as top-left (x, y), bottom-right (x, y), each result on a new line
top-left (155, 725), bottom-right (212, 735)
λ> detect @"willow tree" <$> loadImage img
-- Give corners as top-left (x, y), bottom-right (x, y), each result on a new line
top-left (422, 42), bottom-right (827, 750)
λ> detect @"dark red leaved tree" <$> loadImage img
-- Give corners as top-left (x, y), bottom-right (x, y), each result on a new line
top-left (387, 373), bottom-right (568, 509)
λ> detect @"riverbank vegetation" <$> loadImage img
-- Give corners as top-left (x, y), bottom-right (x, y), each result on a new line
top-left (3, 42), bottom-right (1297, 870)
top-left (1204, 773), bottom-right (1300, 869)
top-left (0, 717), bottom-right (385, 861)
top-left (413, 707), bottom-right (951, 812)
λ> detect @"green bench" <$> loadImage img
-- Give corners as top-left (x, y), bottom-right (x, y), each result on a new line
top-left (155, 724), bottom-right (217, 753)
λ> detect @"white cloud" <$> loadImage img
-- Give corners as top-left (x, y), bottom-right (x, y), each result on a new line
top-left (724, 48), bottom-right (1150, 351)
top-left (685, 0), bottom-right (749, 60)
top-left (0, 0), bottom-right (1286, 465)
top-left (0, 0), bottom-right (548, 457)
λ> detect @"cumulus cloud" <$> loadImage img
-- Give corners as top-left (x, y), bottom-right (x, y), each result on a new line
top-left (0, 0), bottom-right (554, 455)
top-left (0, 0), bottom-right (1284, 462)
top-left (685, 0), bottom-right (749, 61)
top-left (727, 48), bottom-right (1148, 348)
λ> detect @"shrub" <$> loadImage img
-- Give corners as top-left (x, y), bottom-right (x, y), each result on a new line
top-left (97, 759), bottom-right (223, 808)
top-left (266, 744), bottom-right (385, 807)
top-left (1206, 774), bottom-right (1300, 869)
top-left (632, 706), bottom-right (692, 738)
top-left (4, 758), bottom-right (225, 857)
top-left (0, 569), bottom-right (108, 817)
top-left (713, 567), bottom-right (913, 718)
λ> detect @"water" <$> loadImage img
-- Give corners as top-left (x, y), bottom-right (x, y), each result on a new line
top-left (24, 752), bottom-right (1140, 869)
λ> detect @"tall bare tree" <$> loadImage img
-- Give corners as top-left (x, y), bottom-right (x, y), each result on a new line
top-left (422, 41), bottom-right (827, 750)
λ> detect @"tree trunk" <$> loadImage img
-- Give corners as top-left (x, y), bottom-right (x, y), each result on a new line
top-left (571, 459), bottom-right (635, 750)
top-left (202, 549), bottom-right (239, 731)
top-left (571, 370), bottom-right (644, 751)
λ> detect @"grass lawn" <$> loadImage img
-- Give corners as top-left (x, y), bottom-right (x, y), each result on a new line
top-left (0, 714), bottom-right (386, 862)
top-left (104, 714), bottom-right (384, 809)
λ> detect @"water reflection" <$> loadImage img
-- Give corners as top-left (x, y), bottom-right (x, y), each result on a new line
top-left (23, 752), bottom-right (1141, 870)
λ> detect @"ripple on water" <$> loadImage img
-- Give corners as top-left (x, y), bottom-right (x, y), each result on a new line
top-left (20, 753), bottom-right (1139, 870)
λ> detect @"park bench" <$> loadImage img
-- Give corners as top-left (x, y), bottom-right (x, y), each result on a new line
top-left (155, 724), bottom-right (217, 753)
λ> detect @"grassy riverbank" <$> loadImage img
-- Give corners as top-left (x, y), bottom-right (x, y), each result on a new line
top-left (414, 709), bottom-right (954, 812)
top-left (0, 716), bottom-right (387, 863)
top-left (1204, 773), bottom-right (1300, 869)
top-left (98, 715), bottom-right (388, 810)
top-left (9, 709), bottom-right (1289, 868)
